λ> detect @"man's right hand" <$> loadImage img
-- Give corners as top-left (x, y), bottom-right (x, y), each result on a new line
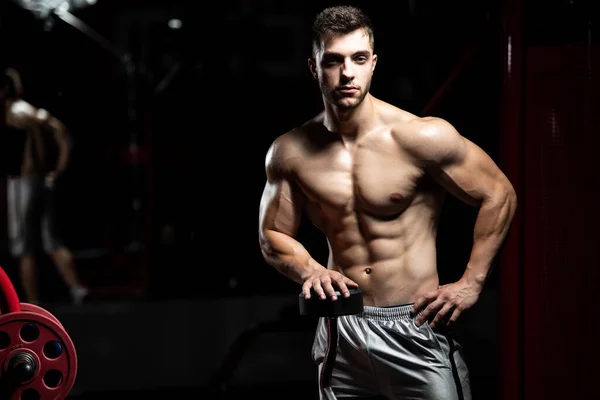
top-left (301, 267), bottom-right (359, 301)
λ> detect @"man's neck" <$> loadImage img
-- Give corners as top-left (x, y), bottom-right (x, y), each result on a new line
top-left (323, 93), bottom-right (377, 139)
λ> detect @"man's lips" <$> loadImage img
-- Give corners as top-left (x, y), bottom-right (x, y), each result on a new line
top-left (338, 86), bottom-right (358, 94)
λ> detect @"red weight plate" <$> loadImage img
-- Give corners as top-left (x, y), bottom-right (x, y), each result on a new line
top-left (19, 303), bottom-right (64, 329)
top-left (0, 312), bottom-right (77, 400)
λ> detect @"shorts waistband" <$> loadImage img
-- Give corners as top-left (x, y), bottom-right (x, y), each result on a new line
top-left (360, 304), bottom-right (415, 320)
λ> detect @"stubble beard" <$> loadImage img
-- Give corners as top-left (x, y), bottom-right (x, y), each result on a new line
top-left (321, 79), bottom-right (372, 111)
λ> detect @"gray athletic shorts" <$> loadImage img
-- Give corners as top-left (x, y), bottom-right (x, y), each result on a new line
top-left (312, 304), bottom-right (471, 400)
top-left (7, 174), bottom-right (63, 257)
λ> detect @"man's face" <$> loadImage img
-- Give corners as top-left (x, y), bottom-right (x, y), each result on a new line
top-left (309, 29), bottom-right (377, 110)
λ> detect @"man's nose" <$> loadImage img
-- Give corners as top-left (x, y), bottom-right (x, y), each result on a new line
top-left (340, 59), bottom-right (354, 80)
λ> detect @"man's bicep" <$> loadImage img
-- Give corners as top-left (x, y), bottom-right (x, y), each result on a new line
top-left (433, 138), bottom-right (509, 207)
top-left (259, 177), bottom-right (304, 239)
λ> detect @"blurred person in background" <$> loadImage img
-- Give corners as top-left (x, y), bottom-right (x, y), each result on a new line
top-left (2, 67), bottom-right (90, 305)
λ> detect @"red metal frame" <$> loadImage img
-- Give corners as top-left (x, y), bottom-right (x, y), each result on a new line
top-left (498, 0), bottom-right (525, 399)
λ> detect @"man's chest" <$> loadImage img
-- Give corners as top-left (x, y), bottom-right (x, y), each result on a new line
top-left (294, 143), bottom-right (425, 213)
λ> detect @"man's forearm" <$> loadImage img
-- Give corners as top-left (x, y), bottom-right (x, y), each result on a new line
top-left (260, 229), bottom-right (321, 285)
top-left (463, 186), bottom-right (517, 290)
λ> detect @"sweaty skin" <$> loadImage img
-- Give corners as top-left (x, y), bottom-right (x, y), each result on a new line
top-left (259, 28), bottom-right (516, 329)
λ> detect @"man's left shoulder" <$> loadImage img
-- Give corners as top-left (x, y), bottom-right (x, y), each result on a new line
top-left (36, 108), bottom-right (51, 122)
top-left (409, 116), bottom-right (460, 141)
top-left (392, 116), bottom-right (462, 158)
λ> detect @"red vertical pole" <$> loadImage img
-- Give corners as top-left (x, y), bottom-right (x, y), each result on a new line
top-left (498, 0), bottom-right (524, 399)
top-left (0, 266), bottom-right (21, 314)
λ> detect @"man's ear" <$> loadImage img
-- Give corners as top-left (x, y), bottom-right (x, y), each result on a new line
top-left (372, 54), bottom-right (378, 72)
top-left (307, 57), bottom-right (318, 80)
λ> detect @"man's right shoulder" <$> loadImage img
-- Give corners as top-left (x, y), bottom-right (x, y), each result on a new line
top-left (271, 116), bottom-right (323, 147)
top-left (8, 100), bottom-right (39, 128)
top-left (271, 126), bottom-right (304, 146)
top-left (265, 126), bottom-right (313, 177)
top-left (266, 112), bottom-right (324, 167)
top-left (267, 128), bottom-right (302, 159)
top-left (9, 100), bottom-right (37, 117)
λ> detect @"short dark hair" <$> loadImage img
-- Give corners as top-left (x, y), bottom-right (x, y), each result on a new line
top-left (311, 5), bottom-right (374, 57)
